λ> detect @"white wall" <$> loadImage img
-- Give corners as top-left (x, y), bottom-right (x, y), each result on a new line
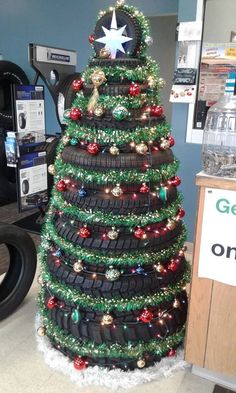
top-left (203, 0), bottom-right (236, 42)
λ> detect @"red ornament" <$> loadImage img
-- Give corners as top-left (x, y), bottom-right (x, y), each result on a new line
top-left (129, 83), bottom-right (141, 96)
top-left (168, 136), bottom-right (175, 147)
top-left (47, 296), bottom-right (57, 309)
top-left (79, 225), bottom-right (91, 238)
top-left (87, 142), bottom-right (100, 155)
top-left (140, 183), bottom-right (150, 193)
top-left (73, 356), bottom-right (88, 371)
top-left (168, 259), bottom-right (179, 272)
top-left (70, 108), bottom-right (82, 121)
top-left (72, 79), bottom-right (83, 91)
top-left (88, 34), bottom-right (95, 44)
top-left (56, 180), bottom-right (67, 192)
top-left (134, 226), bottom-right (146, 239)
top-left (150, 105), bottom-right (164, 117)
top-left (139, 309), bottom-right (153, 323)
top-left (177, 207), bottom-right (185, 218)
top-left (168, 349), bottom-right (176, 357)
top-left (170, 176), bottom-right (181, 187)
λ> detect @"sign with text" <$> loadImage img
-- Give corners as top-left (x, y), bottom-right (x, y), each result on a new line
top-left (198, 187), bottom-right (236, 286)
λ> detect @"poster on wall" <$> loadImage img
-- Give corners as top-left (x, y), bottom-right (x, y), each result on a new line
top-left (17, 149), bottom-right (48, 212)
top-left (198, 187), bottom-right (236, 287)
top-left (13, 85), bottom-right (46, 144)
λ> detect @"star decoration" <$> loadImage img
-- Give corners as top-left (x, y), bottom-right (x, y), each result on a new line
top-left (95, 10), bottom-right (133, 59)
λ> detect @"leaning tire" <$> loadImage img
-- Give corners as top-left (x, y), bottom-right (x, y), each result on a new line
top-left (0, 224), bottom-right (37, 321)
top-left (0, 61), bottom-right (29, 130)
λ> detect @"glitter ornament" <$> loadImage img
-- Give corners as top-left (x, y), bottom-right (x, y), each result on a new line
top-left (87, 142), bottom-right (100, 155)
top-left (105, 267), bottom-right (120, 281)
top-left (150, 105), bottom-right (164, 117)
top-left (78, 187), bottom-right (87, 198)
top-left (154, 264), bottom-right (164, 273)
top-left (159, 138), bottom-right (171, 150)
top-left (168, 260), bottom-right (179, 272)
top-left (139, 309), bottom-right (153, 323)
top-left (137, 358), bottom-right (146, 368)
top-left (168, 349), bottom-right (176, 357)
top-left (129, 82), bottom-right (141, 96)
top-left (169, 136), bottom-right (175, 147)
top-left (48, 164), bottom-right (55, 175)
top-left (145, 36), bottom-right (153, 46)
top-left (166, 219), bottom-right (177, 231)
top-left (47, 296), bottom-right (57, 309)
top-left (73, 260), bottom-right (83, 273)
top-left (147, 75), bottom-right (156, 88)
top-left (63, 109), bottom-right (71, 120)
top-left (56, 180), bottom-right (67, 192)
top-left (94, 105), bottom-right (105, 117)
top-left (79, 225), bottom-right (91, 238)
top-left (73, 356), bottom-right (88, 371)
top-left (70, 138), bottom-right (78, 146)
top-left (158, 78), bottom-right (166, 88)
top-left (134, 226), bottom-right (146, 239)
top-left (112, 105), bottom-right (129, 121)
top-left (135, 142), bottom-right (148, 155)
top-left (111, 184), bottom-right (123, 197)
top-left (177, 207), bottom-right (185, 218)
top-left (89, 34), bottom-right (95, 44)
top-left (173, 299), bottom-right (181, 308)
top-left (71, 309), bottom-right (80, 323)
top-left (99, 47), bottom-right (111, 58)
top-left (107, 227), bottom-right (119, 240)
top-left (109, 144), bottom-right (119, 156)
top-left (140, 183), bottom-right (149, 193)
top-left (70, 108), bottom-right (82, 121)
top-left (72, 79), bottom-right (83, 91)
top-left (102, 314), bottom-right (114, 325)
top-left (37, 326), bottom-right (46, 337)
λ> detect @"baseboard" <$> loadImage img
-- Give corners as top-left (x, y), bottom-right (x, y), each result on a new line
top-left (192, 365), bottom-right (236, 391)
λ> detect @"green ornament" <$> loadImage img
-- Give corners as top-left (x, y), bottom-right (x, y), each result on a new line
top-left (63, 109), bottom-right (71, 120)
top-left (158, 187), bottom-right (167, 202)
top-left (71, 309), bottom-right (80, 323)
top-left (112, 105), bottom-right (129, 121)
top-left (70, 138), bottom-right (78, 146)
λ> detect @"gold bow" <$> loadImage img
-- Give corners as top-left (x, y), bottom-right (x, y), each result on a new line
top-left (87, 70), bottom-right (107, 113)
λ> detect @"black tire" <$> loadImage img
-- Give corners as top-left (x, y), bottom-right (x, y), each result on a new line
top-left (57, 72), bottom-right (81, 127)
top-left (0, 223), bottom-right (37, 320)
top-left (18, 112), bottom-right (26, 129)
top-left (0, 132), bottom-right (17, 206)
top-left (22, 179), bottom-right (29, 195)
top-left (0, 61), bottom-right (29, 130)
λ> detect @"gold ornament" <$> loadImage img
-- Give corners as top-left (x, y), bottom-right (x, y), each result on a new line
top-left (107, 227), bottom-right (119, 240)
top-left (160, 138), bottom-right (170, 150)
top-left (154, 264), bottom-right (164, 273)
top-left (166, 219), bottom-right (177, 231)
top-left (87, 70), bottom-right (107, 113)
top-left (135, 141), bottom-right (148, 155)
top-left (147, 75), bottom-right (156, 89)
top-left (37, 326), bottom-right (46, 337)
top-left (56, 153), bottom-right (62, 160)
top-left (62, 135), bottom-right (70, 144)
top-left (73, 260), bottom-right (83, 273)
top-left (173, 299), bottom-right (181, 308)
top-left (109, 144), bottom-right (119, 156)
top-left (102, 314), bottom-right (114, 325)
top-left (48, 164), bottom-right (55, 175)
top-left (94, 105), bottom-right (105, 117)
top-left (158, 78), bottom-right (166, 88)
top-left (137, 358), bottom-right (146, 368)
top-left (111, 184), bottom-right (123, 197)
top-left (99, 47), bottom-right (111, 58)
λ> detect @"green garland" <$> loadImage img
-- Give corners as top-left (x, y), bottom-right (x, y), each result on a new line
top-left (40, 222), bottom-right (187, 266)
top-left (54, 158), bottom-right (179, 185)
top-left (39, 307), bottom-right (185, 358)
top-left (51, 191), bottom-right (183, 228)
top-left (39, 262), bottom-right (189, 312)
top-left (63, 122), bottom-right (170, 146)
top-left (83, 57), bottom-right (159, 84)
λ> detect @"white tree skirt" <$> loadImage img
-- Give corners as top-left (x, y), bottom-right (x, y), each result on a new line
top-left (36, 315), bottom-right (189, 390)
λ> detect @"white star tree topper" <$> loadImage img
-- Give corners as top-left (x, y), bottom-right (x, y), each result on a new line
top-left (95, 10), bottom-right (133, 59)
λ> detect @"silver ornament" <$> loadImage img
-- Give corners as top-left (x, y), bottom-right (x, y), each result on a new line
top-left (48, 164), bottom-right (55, 175)
top-left (62, 135), bottom-right (70, 144)
top-left (73, 260), bottom-right (83, 273)
top-left (94, 105), bottom-right (105, 117)
top-left (37, 326), bottom-right (46, 337)
top-left (160, 138), bottom-right (171, 150)
top-left (145, 36), bottom-right (153, 46)
top-left (107, 227), bottom-right (119, 240)
top-left (111, 184), bottom-right (123, 197)
top-left (109, 144), bottom-right (119, 156)
top-left (105, 267), bottom-right (120, 281)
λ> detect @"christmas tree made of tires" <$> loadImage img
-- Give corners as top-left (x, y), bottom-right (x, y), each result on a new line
top-left (37, 0), bottom-right (190, 372)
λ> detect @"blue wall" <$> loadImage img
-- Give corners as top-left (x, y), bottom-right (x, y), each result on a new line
top-left (0, 0), bottom-right (201, 241)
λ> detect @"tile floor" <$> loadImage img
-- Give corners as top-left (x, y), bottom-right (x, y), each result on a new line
top-left (0, 264), bottom-right (217, 393)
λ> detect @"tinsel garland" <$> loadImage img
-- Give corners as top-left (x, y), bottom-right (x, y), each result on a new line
top-left (38, 265), bottom-right (189, 312)
top-left (72, 91), bottom-right (158, 113)
top-left (54, 158), bottom-right (179, 185)
top-left (40, 223), bottom-right (187, 266)
top-left (83, 57), bottom-right (159, 84)
top-left (63, 122), bottom-right (170, 146)
top-left (51, 191), bottom-right (183, 227)
top-left (39, 308), bottom-right (185, 358)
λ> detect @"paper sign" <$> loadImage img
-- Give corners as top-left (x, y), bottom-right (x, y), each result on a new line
top-left (178, 21), bottom-right (202, 41)
top-left (198, 187), bottom-right (236, 286)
